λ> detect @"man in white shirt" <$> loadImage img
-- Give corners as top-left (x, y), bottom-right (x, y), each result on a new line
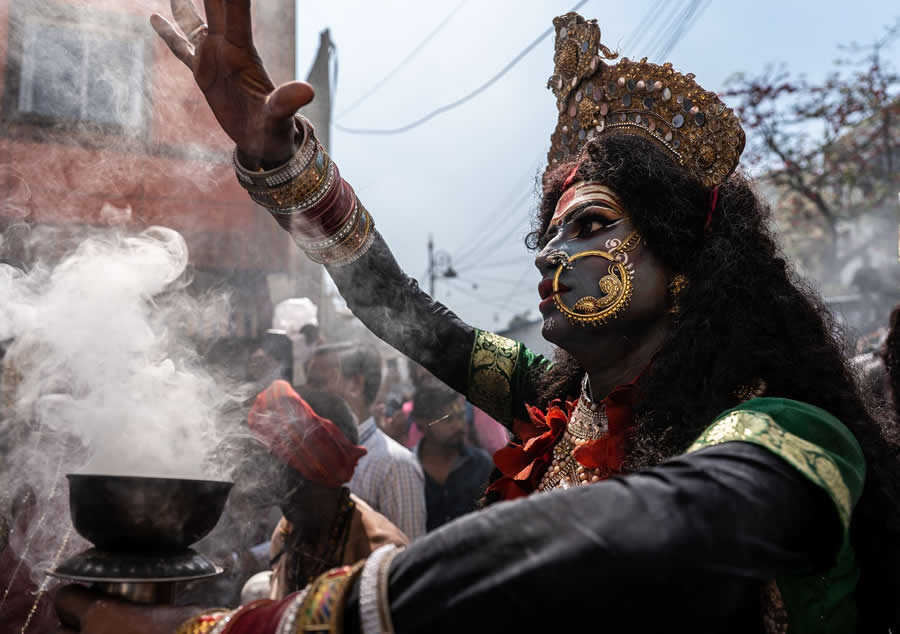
top-left (306, 342), bottom-right (426, 539)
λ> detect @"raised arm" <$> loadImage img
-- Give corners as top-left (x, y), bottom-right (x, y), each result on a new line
top-left (152, 0), bottom-right (546, 419)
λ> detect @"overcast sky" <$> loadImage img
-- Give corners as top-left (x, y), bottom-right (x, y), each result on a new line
top-left (295, 0), bottom-right (898, 332)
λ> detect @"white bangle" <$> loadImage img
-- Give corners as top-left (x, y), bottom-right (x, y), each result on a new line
top-left (275, 586), bottom-right (310, 634)
top-left (359, 544), bottom-right (402, 634)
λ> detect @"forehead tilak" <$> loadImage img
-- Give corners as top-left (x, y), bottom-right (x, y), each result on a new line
top-left (551, 182), bottom-right (625, 226)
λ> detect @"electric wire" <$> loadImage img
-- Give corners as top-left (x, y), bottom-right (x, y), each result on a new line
top-left (639, 0), bottom-right (687, 60)
top-left (456, 254), bottom-right (533, 273)
top-left (453, 188), bottom-right (536, 267)
top-left (335, 0), bottom-right (470, 119)
top-left (443, 278), bottom-right (533, 314)
top-left (457, 214), bottom-right (533, 269)
top-left (651, 0), bottom-right (710, 61)
top-left (455, 274), bottom-right (533, 289)
top-left (498, 265), bottom-right (536, 309)
top-left (451, 172), bottom-right (537, 263)
top-left (619, 0), bottom-right (668, 53)
top-left (649, 0), bottom-right (695, 60)
top-left (335, 0), bottom-right (590, 135)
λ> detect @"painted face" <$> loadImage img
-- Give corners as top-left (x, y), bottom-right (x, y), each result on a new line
top-left (535, 182), bottom-right (670, 349)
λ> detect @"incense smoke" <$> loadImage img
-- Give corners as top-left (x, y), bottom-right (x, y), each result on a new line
top-left (0, 225), bottom-right (233, 479)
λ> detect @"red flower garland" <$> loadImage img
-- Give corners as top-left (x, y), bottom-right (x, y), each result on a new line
top-left (488, 382), bottom-right (637, 500)
top-left (488, 398), bottom-right (572, 500)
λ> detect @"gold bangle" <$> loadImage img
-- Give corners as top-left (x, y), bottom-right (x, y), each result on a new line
top-left (246, 144), bottom-right (334, 212)
top-left (174, 610), bottom-right (230, 634)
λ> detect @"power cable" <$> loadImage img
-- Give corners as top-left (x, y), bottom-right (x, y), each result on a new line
top-left (651, 0), bottom-right (696, 60)
top-left (455, 274), bottom-right (533, 289)
top-left (444, 279), bottom-right (533, 313)
top-left (335, 0), bottom-right (590, 136)
top-left (457, 254), bottom-right (533, 273)
top-left (454, 214), bottom-right (532, 270)
top-left (458, 210), bottom-right (534, 266)
top-left (335, 0), bottom-right (470, 120)
top-left (453, 169), bottom-right (532, 264)
top-left (638, 0), bottom-right (686, 59)
top-left (454, 188), bottom-right (536, 266)
top-left (619, 0), bottom-right (668, 53)
top-left (652, 0), bottom-right (709, 61)
top-left (498, 265), bottom-right (535, 308)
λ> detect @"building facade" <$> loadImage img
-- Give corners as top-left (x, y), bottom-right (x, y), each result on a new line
top-left (0, 0), bottom-right (321, 344)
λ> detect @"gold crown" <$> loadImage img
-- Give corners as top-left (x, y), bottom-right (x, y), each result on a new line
top-left (546, 12), bottom-right (745, 189)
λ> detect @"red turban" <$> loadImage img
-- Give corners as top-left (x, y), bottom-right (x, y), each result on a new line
top-left (248, 380), bottom-right (367, 488)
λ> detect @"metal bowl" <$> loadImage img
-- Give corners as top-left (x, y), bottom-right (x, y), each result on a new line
top-left (67, 474), bottom-right (232, 554)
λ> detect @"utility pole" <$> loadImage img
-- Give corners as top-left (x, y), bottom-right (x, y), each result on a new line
top-left (427, 234), bottom-right (457, 298)
top-left (428, 234), bottom-right (435, 296)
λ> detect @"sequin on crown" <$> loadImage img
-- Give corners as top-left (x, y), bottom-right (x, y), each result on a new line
top-left (546, 12), bottom-right (746, 188)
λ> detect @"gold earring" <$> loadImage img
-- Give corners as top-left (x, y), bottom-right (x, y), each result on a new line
top-left (668, 274), bottom-right (688, 314)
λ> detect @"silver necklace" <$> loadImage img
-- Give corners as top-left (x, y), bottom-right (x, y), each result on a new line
top-left (538, 375), bottom-right (609, 491)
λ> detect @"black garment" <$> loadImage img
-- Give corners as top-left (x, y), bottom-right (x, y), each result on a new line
top-left (327, 235), bottom-right (476, 394)
top-left (416, 442), bottom-right (494, 531)
top-left (330, 233), bottom-right (840, 630)
top-left (343, 442), bottom-right (840, 633)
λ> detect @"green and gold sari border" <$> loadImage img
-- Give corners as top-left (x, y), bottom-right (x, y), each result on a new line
top-left (467, 330), bottom-right (521, 425)
top-left (687, 410), bottom-right (852, 529)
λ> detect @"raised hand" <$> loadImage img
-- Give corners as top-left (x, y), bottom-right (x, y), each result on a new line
top-left (150, 0), bottom-right (314, 164)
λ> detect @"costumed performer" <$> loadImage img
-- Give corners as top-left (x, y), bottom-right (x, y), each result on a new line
top-left (52, 1), bottom-right (900, 632)
top-left (235, 382), bottom-right (408, 601)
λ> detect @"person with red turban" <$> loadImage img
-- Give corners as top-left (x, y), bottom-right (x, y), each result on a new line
top-left (240, 380), bottom-right (408, 599)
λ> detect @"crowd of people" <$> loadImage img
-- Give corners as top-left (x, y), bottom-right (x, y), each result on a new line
top-left (3, 0), bottom-right (900, 632)
top-left (208, 333), bottom-right (505, 607)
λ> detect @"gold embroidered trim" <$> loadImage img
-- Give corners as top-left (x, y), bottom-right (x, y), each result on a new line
top-left (468, 331), bottom-right (520, 424)
top-left (687, 410), bottom-right (852, 529)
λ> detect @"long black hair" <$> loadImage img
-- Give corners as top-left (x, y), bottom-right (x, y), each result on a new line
top-left (526, 134), bottom-right (900, 631)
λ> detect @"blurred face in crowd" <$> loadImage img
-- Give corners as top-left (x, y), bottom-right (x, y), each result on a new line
top-left (247, 348), bottom-right (281, 384)
top-left (375, 397), bottom-right (408, 444)
top-left (419, 397), bottom-right (467, 452)
top-left (306, 351), bottom-right (346, 396)
top-left (306, 350), bottom-right (369, 418)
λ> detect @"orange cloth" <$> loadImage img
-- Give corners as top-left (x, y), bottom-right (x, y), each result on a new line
top-left (248, 380), bottom-right (367, 488)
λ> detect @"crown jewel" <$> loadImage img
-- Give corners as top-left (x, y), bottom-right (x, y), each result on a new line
top-left (546, 13), bottom-right (745, 189)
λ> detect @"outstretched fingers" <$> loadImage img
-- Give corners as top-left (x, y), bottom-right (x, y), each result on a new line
top-left (202, 0), bottom-right (226, 35)
top-left (150, 13), bottom-right (195, 68)
top-left (223, 0), bottom-right (254, 48)
top-left (170, 0), bottom-right (205, 35)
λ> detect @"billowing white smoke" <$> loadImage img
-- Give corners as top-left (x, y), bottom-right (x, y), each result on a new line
top-left (0, 226), bottom-right (231, 478)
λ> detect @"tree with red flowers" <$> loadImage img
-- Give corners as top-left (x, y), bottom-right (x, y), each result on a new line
top-left (725, 20), bottom-right (899, 282)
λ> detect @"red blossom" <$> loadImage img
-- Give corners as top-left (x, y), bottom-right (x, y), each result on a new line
top-left (488, 399), bottom-right (574, 499)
